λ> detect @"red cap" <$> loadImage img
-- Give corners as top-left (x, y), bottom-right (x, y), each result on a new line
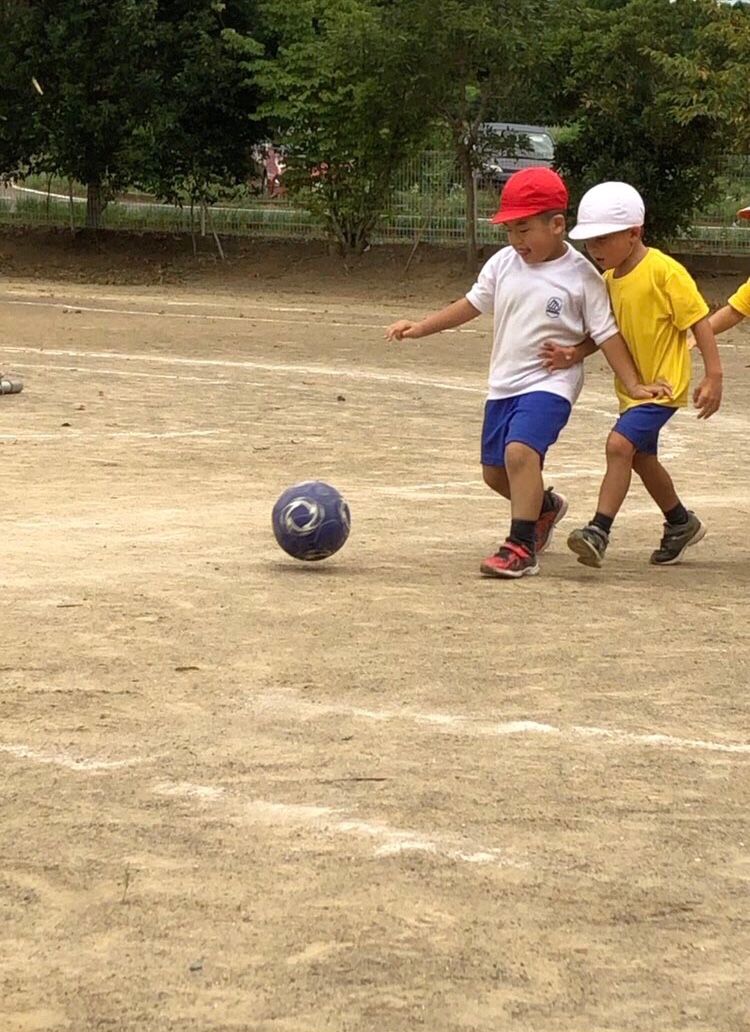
top-left (491, 167), bottom-right (568, 224)
top-left (738, 205), bottom-right (750, 220)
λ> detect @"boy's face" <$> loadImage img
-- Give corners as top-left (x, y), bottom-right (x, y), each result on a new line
top-left (584, 227), bottom-right (641, 270)
top-left (505, 214), bottom-right (566, 264)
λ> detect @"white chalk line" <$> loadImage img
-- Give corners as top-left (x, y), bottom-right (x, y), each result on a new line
top-left (257, 692), bottom-right (750, 756)
top-left (0, 429), bottom-right (222, 442)
top-left (0, 743), bottom-right (146, 772)
top-left (2, 739), bottom-right (513, 867)
top-left (1, 297), bottom-right (486, 335)
top-left (2, 287), bottom-right (422, 320)
top-left (154, 782), bottom-right (513, 866)
top-left (4, 360), bottom-right (244, 387)
top-left (0, 344), bottom-right (484, 395)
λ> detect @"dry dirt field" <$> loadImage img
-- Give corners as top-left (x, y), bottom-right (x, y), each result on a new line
top-left (1, 236), bottom-right (749, 1032)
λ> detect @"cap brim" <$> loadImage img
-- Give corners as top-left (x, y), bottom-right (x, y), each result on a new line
top-left (738, 206), bottom-right (750, 221)
top-left (568, 221), bottom-right (640, 241)
top-left (490, 206), bottom-right (555, 224)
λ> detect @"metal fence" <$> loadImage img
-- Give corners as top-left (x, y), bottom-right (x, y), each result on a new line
top-left (1, 152), bottom-right (748, 254)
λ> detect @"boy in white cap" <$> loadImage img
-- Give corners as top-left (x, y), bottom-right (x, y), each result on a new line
top-left (385, 168), bottom-right (667, 579)
top-left (559, 181), bottom-right (722, 567)
top-left (708, 204), bottom-right (750, 336)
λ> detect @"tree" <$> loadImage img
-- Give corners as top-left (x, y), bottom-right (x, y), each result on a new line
top-left (252, 0), bottom-right (437, 257)
top-left (543, 0), bottom-right (747, 241)
top-left (0, 1), bottom-right (44, 180)
top-left (403, 0), bottom-right (555, 266)
top-left (144, 1), bottom-right (265, 222)
top-left (11, 0), bottom-right (162, 229)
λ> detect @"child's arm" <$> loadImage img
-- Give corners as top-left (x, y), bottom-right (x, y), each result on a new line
top-left (543, 333), bottom-right (672, 400)
top-left (691, 317), bottom-right (723, 419)
top-left (385, 299), bottom-right (480, 341)
top-left (540, 337), bottom-right (598, 369)
top-left (599, 332), bottom-right (673, 401)
top-left (709, 303), bottom-right (745, 336)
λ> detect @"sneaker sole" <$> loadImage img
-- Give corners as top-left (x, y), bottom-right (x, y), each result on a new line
top-left (480, 561), bottom-right (540, 579)
top-left (650, 522), bottom-right (707, 566)
top-left (567, 532), bottom-right (603, 569)
top-left (537, 495), bottom-right (569, 555)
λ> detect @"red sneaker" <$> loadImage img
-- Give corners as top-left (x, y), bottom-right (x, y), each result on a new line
top-left (480, 541), bottom-right (539, 579)
top-left (535, 488), bottom-right (568, 554)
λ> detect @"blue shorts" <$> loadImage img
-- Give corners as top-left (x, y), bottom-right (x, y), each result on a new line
top-left (481, 392), bottom-right (572, 467)
top-left (613, 404), bottom-right (677, 456)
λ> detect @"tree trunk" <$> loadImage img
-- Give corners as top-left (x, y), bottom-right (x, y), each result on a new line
top-left (85, 181), bottom-right (107, 230)
top-left (460, 149), bottom-right (478, 270)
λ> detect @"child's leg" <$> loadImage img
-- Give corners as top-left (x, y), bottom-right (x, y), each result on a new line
top-left (632, 453), bottom-right (681, 515)
top-left (592, 430), bottom-right (637, 530)
top-left (632, 453), bottom-right (705, 565)
top-left (482, 464), bottom-right (510, 499)
top-left (480, 392), bottom-right (571, 578)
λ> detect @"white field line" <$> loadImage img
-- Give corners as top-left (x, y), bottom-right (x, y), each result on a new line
top-left (257, 692), bottom-right (750, 756)
top-left (2, 740), bottom-right (515, 866)
top-left (0, 344), bottom-right (485, 395)
top-left (2, 287), bottom-right (427, 320)
top-left (0, 743), bottom-right (145, 772)
top-left (4, 360), bottom-right (242, 387)
top-left (0, 429), bottom-right (222, 442)
top-left (154, 782), bottom-right (514, 866)
top-left (1, 297), bottom-right (485, 335)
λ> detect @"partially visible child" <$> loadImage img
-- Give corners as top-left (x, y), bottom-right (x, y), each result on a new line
top-left (556, 182), bottom-right (723, 568)
top-left (385, 168), bottom-right (667, 580)
top-left (708, 204), bottom-right (750, 335)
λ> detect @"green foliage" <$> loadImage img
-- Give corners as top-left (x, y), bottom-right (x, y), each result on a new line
top-left (253, 0), bottom-right (436, 255)
top-left (546, 0), bottom-right (747, 241)
top-left (144, 1), bottom-right (264, 209)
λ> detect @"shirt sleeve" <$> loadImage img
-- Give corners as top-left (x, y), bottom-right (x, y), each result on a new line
top-left (664, 265), bottom-right (710, 331)
top-left (465, 254), bottom-right (498, 315)
top-left (728, 277), bottom-right (750, 318)
top-left (580, 268), bottom-right (618, 345)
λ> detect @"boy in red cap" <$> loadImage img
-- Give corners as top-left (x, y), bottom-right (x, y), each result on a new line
top-left (709, 204), bottom-right (750, 336)
top-left (385, 167), bottom-right (665, 579)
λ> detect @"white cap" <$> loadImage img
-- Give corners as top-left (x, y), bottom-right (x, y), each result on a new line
top-left (569, 181), bottom-right (645, 240)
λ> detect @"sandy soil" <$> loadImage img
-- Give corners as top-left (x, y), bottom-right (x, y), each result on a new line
top-left (1, 236), bottom-right (749, 1032)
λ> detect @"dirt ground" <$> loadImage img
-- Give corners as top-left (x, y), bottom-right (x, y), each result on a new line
top-left (1, 234), bottom-right (749, 1032)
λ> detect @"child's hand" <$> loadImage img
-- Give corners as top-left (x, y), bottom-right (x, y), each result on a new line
top-left (627, 381), bottom-right (676, 400)
top-left (540, 341), bottom-right (579, 370)
top-left (693, 374), bottom-right (722, 419)
top-left (385, 320), bottom-right (422, 341)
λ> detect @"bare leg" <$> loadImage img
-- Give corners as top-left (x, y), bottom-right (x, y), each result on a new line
top-left (632, 453), bottom-right (680, 514)
top-left (504, 442), bottom-right (543, 521)
top-left (596, 431), bottom-right (636, 518)
top-left (482, 464), bottom-right (511, 500)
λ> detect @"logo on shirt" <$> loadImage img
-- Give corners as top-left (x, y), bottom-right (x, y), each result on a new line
top-left (546, 296), bottom-right (563, 319)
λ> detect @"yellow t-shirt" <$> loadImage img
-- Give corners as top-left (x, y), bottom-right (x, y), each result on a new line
top-left (604, 248), bottom-right (709, 412)
top-left (728, 277), bottom-right (750, 318)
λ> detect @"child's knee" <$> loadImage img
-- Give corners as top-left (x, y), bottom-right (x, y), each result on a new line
top-left (504, 441), bottom-right (541, 474)
top-left (605, 431), bottom-right (635, 465)
top-left (483, 464), bottom-right (508, 493)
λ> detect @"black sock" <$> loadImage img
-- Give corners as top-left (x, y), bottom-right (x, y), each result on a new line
top-left (509, 518), bottom-right (536, 554)
top-left (592, 512), bottom-right (614, 536)
top-left (664, 502), bottom-right (689, 526)
top-left (539, 488), bottom-right (556, 516)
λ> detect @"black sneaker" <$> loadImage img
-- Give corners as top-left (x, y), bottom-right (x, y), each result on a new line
top-left (650, 512), bottom-right (706, 566)
top-left (567, 524), bottom-right (609, 568)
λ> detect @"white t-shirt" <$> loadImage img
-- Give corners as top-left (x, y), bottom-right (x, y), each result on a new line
top-left (465, 244), bottom-right (618, 404)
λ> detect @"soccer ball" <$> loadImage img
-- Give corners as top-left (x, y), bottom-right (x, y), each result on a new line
top-left (272, 481), bottom-right (351, 561)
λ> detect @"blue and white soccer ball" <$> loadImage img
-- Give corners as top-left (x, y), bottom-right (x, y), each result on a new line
top-left (272, 481), bottom-right (351, 561)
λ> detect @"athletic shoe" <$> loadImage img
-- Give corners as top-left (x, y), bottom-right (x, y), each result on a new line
top-left (480, 541), bottom-right (539, 579)
top-left (650, 511), bottom-right (706, 566)
top-left (567, 524), bottom-right (609, 568)
top-left (535, 488), bottom-right (569, 554)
